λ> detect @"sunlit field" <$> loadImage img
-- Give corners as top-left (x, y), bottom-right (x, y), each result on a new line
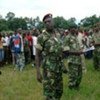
top-left (0, 59), bottom-right (100, 100)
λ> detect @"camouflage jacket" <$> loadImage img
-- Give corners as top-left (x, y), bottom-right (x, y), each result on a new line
top-left (36, 29), bottom-right (66, 71)
top-left (63, 33), bottom-right (81, 52)
top-left (36, 30), bottom-right (63, 58)
top-left (93, 31), bottom-right (100, 44)
top-left (63, 33), bottom-right (82, 64)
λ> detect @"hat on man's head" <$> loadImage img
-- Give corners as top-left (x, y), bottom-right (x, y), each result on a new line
top-left (43, 13), bottom-right (52, 22)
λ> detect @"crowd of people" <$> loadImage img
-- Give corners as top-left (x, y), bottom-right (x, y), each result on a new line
top-left (0, 28), bottom-right (40, 70)
top-left (0, 13), bottom-right (100, 100)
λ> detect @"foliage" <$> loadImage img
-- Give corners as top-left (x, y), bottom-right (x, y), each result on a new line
top-left (7, 18), bottom-right (27, 31)
top-left (53, 16), bottom-right (77, 29)
top-left (0, 19), bottom-right (8, 31)
top-left (5, 12), bottom-right (15, 20)
top-left (80, 15), bottom-right (100, 28)
top-left (0, 12), bottom-right (100, 32)
top-left (54, 16), bottom-right (68, 29)
top-left (67, 18), bottom-right (77, 28)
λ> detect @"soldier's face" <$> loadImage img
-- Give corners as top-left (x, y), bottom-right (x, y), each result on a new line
top-left (44, 17), bottom-right (54, 31)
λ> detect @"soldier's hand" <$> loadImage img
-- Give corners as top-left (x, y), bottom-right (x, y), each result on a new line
top-left (37, 72), bottom-right (42, 83)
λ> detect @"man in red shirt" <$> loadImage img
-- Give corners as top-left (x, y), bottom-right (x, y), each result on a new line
top-left (26, 32), bottom-right (33, 60)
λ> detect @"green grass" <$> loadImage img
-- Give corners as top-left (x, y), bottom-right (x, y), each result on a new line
top-left (0, 60), bottom-right (100, 100)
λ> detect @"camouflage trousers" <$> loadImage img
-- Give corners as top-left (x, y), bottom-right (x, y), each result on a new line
top-left (42, 68), bottom-right (63, 100)
top-left (93, 47), bottom-right (100, 70)
top-left (81, 54), bottom-right (86, 73)
top-left (15, 53), bottom-right (25, 71)
top-left (68, 56), bottom-right (82, 88)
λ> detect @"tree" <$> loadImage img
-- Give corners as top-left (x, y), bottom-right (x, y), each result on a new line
top-left (80, 15), bottom-right (100, 28)
top-left (54, 16), bottom-right (69, 29)
top-left (67, 17), bottom-right (77, 28)
top-left (0, 19), bottom-right (8, 31)
top-left (53, 16), bottom-right (77, 29)
top-left (24, 17), bottom-right (35, 29)
top-left (6, 12), bottom-right (15, 20)
top-left (7, 17), bottom-right (27, 31)
top-left (25, 16), bottom-right (43, 30)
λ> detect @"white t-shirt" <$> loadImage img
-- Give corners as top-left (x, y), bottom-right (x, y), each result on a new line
top-left (32, 36), bottom-right (37, 56)
top-left (2, 36), bottom-right (9, 46)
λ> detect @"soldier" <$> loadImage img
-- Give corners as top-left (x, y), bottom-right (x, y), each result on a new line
top-left (77, 29), bottom-right (86, 73)
top-left (35, 14), bottom-right (65, 100)
top-left (93, 28), bottom-right (100, 70)
top-left (65, 28), bottom-right (83, 89)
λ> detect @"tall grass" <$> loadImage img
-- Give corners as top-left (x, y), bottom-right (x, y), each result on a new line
top-left (0, 60), bottom-right (100, 100)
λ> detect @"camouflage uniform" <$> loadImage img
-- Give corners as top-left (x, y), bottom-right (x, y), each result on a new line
top-left (65, 33), bottom-right (82, 88)
top-left (93, 30), bottom-right (100, 70)
top-left (36, 30), bottom-right (64, 100)
top-left (62, 34), bottom-right (70, 73)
